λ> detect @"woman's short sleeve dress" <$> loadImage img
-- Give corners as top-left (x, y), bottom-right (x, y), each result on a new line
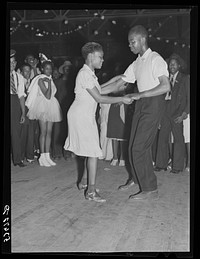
top-left (64, 64), bottom-right (103, 158)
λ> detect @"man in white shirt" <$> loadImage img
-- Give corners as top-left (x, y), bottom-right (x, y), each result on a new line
top-left (103, 25), bottom-right (170, 200)
top-left (10, 50), bottom-right (27, 167)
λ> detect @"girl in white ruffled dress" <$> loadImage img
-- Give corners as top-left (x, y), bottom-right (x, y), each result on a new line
top-left (25, 60), bottom-right (62, 167)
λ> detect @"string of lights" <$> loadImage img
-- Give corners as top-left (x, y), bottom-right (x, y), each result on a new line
top-left (10, 11), bottom-right (190, 49)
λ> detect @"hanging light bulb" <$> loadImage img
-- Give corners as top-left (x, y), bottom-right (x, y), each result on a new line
top-left (149, 34), bottom-right (152, 38)
top-left (64, 20), bottom-right (68, 24)
top-left (12, 17), bottom-right (16, 21)
top-left (182, 44), bottom-right (185, 48)
top-left (44, 10), bottom-right (48, 13)
top-left (188, 45), bottom-right (190, 48)
top-left (24, 24), bottom-right (29, 28)
top-left (107, 31), bottom-right (111, 36)
top-left (174, 42), bottom-right (177, 45)
top-left (148, 28), bottom-right (152, 32)
top-left (101, 15), bottom-right (105, 20)
top-left (156, 37), bottom-right (161, 40)
top-left (112, 20), bottom-right (116, 25)
top-left (78, 25), bottom-right (82, 29)
top-left (94, 12), bottom-right (98, 16)
top-left (165, 39), bottom-right (169, 43)
top-left (94, 30), bottom-right (98, 35)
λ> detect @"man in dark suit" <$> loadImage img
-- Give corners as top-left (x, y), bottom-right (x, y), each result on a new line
top-left (154, 53), bottom-right (190, 174)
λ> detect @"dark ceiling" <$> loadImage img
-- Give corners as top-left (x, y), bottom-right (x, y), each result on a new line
top-left (10, 9), bottom-right (190, 45)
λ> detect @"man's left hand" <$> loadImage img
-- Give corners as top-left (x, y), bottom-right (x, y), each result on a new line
top-left (20, 115), bottom-right (25, 124)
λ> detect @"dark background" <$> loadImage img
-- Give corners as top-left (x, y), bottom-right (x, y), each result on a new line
top-left (10, 8), bottom-right (191, 74)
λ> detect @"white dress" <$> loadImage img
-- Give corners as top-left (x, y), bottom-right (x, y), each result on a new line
top-left (25, 74), bottom-right (62, 122)
top-left (99, 104), bottom-right (113, 160)
top-left (64, 64), bottom-right (103, 157)
top-left (183, 114), bottom-right (190, 143)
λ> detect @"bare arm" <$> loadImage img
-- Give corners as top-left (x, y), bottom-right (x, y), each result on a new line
top-left (101, 78), bottom-right (127, 95)
top-left (86, 86), bottom-right (132, 104)
top-left (129, 75), bottom-right (170, 100)
top-left (101, 74), bottom-right (125, 88)
top-left (19, 96), bottom-right (26, 123)
top-left (38, 78), bottom-right (52, 100)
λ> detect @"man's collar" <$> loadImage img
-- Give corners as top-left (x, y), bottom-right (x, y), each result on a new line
top-left (139, 48), bottom-right (152, 60)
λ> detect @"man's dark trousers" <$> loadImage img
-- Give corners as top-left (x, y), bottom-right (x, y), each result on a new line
top-left (128, 95), bottom-right (166, 191)
top-left (155, 107), bottom-right (185, 171)
top-left (11, 94), bottom-right (23, 164)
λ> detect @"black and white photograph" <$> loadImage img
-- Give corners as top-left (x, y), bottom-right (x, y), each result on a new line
top-left (4, 4), bottom-right (197, 255)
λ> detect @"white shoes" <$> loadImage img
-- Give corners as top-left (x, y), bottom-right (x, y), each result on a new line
top-left (110, 159), bottom-right (118, 166)
top-left (38, 153), bottom-right (56, 167)
top-left (110, 159), bottom-right (125, 166)
top-left (119, 160), bottom-right (125, 166)
top-left (45, 153), bottom-right (56, 166)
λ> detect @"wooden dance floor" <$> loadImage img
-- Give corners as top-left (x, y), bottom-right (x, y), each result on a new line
top-left (11, 157), bottom-right (190, 252)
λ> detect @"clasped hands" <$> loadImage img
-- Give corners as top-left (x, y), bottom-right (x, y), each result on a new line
top-left (122, 93), bottom-right (141, 104)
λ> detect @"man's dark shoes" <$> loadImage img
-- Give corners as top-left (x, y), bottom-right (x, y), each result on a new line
top-left (170, 169), bottom-right (181, 174)
top-left (129, 190), bottom-right (159, 200)
top-left (154, 166), bottom-right (167, 172)
top-left (14, 162), bottom-right (26, 167)
top-left (118, 179), bottom-right (137, 191)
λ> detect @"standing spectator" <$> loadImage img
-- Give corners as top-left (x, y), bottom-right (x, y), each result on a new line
top-left (52, 67), bottom-right (61, 80)
top-left (25, 54), bottom-right (41, 157)
top-left (25, 59), bottom-right (62, 167)
top-left (98, 70), bottom-right (113, 161)
top-left (183, 114), bottom-right (190, 172)
top-left (98, 103), bottom-right (113, 161)
top-left (107, 62), bottom-right (128, 166)
top-left (155, 53), bottom-right (190, 174)
top-left (107, 96), bottom-right (128, 166)
top-left (10, 49), bottom-right (27, 167)
top-left (20, 64), bottom-right (35, 163)
top-left (24, 54), bottom-right (41, 79)
top-left (51, 60), bottom-right (73, 160)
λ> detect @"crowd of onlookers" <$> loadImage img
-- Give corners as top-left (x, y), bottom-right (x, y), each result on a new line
top-left (10, 49), bottom-right (190, 173)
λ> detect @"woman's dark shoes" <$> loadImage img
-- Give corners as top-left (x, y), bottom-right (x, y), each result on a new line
top-left (170, 169), bottom-right (181, 174)
top-left (14, 162), bottom-right (26, 167)
top-left (154, 166), bottom-right (167, 172)
top-left (78, 182), bottom-right (88, 190)
top-left (85, 190), bottom-right (106, 203)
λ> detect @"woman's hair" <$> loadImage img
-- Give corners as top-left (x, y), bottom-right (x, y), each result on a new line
top-left (81, 42), bottom-right (103, 60)
top-left (41, 60), bottom-right (54, 70)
